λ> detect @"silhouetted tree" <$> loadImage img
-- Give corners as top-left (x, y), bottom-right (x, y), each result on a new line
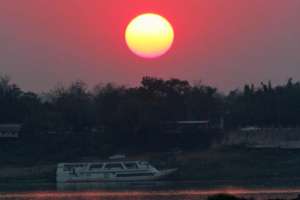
top-left (3, 74), bottom-right (300, 162)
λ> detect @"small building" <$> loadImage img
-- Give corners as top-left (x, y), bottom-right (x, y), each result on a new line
top-left (0, 124), bottom-right (22, 138)
top-left (162, 120), bottom-right (210, 134)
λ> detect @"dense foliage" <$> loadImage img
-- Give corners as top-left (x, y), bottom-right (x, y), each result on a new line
top-left (1, 75), bottom-right (300, 162)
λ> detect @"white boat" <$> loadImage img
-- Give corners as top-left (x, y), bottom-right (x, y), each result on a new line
top-left (56, 160), bottom-right (177, 183)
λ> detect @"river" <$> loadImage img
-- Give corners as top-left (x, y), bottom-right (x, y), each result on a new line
top-left (1, 182), bottom-right (300, 200)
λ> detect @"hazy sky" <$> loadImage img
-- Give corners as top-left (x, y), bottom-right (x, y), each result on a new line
top-left (1, 0), bottom-right (300, 92)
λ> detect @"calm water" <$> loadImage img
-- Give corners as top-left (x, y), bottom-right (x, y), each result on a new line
top-left (1, 189), bottom-right (300, 200)
top-left (1, 182), bottom-right (300, 200)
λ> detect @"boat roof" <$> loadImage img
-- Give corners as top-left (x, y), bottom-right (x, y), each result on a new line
top-left (57, 160), bottom-right (147, 166)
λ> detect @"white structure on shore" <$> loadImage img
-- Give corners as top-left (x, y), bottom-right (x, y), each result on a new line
top-left (222, 128), bottom-right (300, 149)
top-left (0, 124), bottom-right (21, 138)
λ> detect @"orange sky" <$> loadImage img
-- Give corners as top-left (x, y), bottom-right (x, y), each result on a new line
top-left (1, 0), bottom-right (300, 92)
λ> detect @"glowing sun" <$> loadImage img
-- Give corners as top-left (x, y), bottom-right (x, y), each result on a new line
top-left (125, 13), bottom-right (174, 58)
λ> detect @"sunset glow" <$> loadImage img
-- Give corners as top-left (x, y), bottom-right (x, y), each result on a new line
top-left (125, 13), bottom-right (174, 58)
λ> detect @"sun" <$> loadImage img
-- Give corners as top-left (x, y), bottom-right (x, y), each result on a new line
top-left (125, 13), bottom-right (174, 59)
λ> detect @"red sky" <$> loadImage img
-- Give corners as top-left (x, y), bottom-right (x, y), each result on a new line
top-left (1, 0), bottom-right (300, 92)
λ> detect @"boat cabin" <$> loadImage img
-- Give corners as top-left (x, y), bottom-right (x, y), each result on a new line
top-left (58, 161), bottom-right (151, 173)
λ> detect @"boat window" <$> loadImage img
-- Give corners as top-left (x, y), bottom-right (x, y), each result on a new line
top-left (138, 161), bottom-right (150, 167)
top-left (73, 164), bottom-right (85, 167)
top-left (63, 164), bottom-right (85, 171)
top-left (124, 163), bottom-right (138, 169)
top-left (90, 164), bottom-right (103, 170)
top-left (63, 165), bottom-right (73, 171)
top-left (104, 163), bottom-right (124, 170)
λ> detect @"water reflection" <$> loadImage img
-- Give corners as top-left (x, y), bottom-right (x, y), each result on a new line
top-left (1, 188), bottom-right (300, 200)
top-left (56, 182), bottom-right (169, 191)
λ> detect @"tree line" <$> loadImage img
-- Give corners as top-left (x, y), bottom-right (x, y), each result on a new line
top-left (1, 75), bottom-right (300, 161)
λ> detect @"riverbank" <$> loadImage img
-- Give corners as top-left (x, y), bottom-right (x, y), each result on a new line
top-left (2, 147), bottom-right (300, 185)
